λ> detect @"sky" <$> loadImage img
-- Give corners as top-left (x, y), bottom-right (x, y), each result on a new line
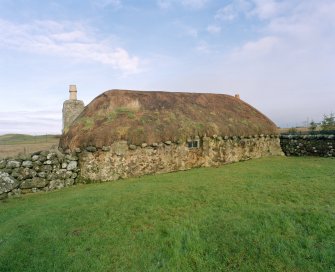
top-left (0, 0), bottom-right (334, 134)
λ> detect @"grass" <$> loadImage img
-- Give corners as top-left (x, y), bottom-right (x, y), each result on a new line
top-left (0, 134), bottom-right (60, 158)
top-left (0, 134), bottom-right (59, 145)
top-left (0, 157), bottom-right (334, 271)
top-left (106, 107), bottom-right (136, 122)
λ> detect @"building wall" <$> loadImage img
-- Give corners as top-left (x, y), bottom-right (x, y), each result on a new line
top-left (280, 135), bottom-right (335, 157)
top-left (78, 135), bottom-right (284, 182)
top-left (0, 135), bottom-right (283, 199)
top-left (62, 100), bottom-right (85, 133)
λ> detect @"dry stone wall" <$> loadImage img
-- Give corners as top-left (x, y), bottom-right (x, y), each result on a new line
top-left (0, 150), bottom-right (79, 200)
top-left (1, 135), bottom-right (284, 200)
top-left (280, 134), bottom-right (335, 157)
top-left (78, 135), bottom-right (283, 182)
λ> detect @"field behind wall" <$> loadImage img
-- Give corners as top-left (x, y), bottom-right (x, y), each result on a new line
top-left (0, 134), bottom-right (60, 158)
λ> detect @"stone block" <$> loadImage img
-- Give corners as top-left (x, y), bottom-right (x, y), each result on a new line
top-left (11, 169), bottom-right (20, 178)
top-left (22, 161), bottom-right (33, 168)
top-left (102, 146), bottom-right (111, 152)
top-left (0, 172), bottom-right (19, 194)
top-left (66, 171), bottom-right (73, 178)
top-left (42, 165), bottom-right (53, 172)
top-left (0, 160), bottom-right (6, 169)
top-left (55, 169), bottom-right (67, 179)
top-left (129, 145), bottom-right (137, 150)
top-left (65, 179), bottom-right (75, 186)
top-left (49, 179), bottom-right (65, 190)
top-left (39, 155), bottom-right (47, 162)
top-left (112, 141), bottom-right (128, 155)
top-left (38, 172), bottom-right (46, 178)
top-left (65, 154), bottom-right (79, 161)
top-left (67, 161), bottom-right (78, 171)
top-left (86, 146), bottom-right (97, 152)
top-left (6, 160), bottom-right (21, 169)
top-left (31, 155), bottom-right (39, 162)
top-left (40, 151), bottom-right (49, 157)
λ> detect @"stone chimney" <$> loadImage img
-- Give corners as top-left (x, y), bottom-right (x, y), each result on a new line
top-left (62, 85), bottom-right (85, 133)
top-left (235, 94), bottom-right (240, 99)
top-left (69, 85), bottom-right (77, 100)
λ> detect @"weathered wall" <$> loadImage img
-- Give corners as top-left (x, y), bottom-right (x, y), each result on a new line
top-left (0, 135), bottom-right (283, 200)
top-left (280, 135), bottom-right (335, 157)
top-left (0, 150), bottom-right (79, 200)
top-left (78, 135), bottom-right (283, 182)
top-left (62, 100), bottom-right (84, 133)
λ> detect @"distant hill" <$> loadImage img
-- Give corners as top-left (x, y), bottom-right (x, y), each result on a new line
top-left (0, 134), bottom-right (60, 145)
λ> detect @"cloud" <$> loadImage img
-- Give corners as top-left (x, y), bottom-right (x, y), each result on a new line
top-left (157, 0), bottom-right (171, 9)
top-left (91, 0), bottom-right (122, 9)
top-left (231, 36), bottom-right (279, 59)
top-left (195, 41), bottom-right (210, 53)
top-left (215, 0), bottom-right (252, 21)
top-left (181, 0), bottom-right (209, 9)
top-left (216, 0), bottom-right (335, 126)
top-left (215, 5), bottom-right (237, 21)
top-left (0, 19), bottom-right (139, 73)
top-left (207, 25), bottom-right (221, 34)
top-left (250, 0), bottom-right (286, 20)
top-left (215, 0), bottom-right (287, 22)
top-left (173, 21), bottom-right (198, 38)
top-left (0, 111), bottom-right (61, 134)
top-left (157, 0), bottom-right (209, 9)
top-left (219, 0), bottom-right (335, 59)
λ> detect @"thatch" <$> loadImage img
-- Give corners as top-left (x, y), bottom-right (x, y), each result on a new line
top-left (60, 90), bottom-right (278, 149)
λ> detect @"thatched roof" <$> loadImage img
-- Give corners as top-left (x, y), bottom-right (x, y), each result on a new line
top-left (60, 89), bottom-right (278, 149)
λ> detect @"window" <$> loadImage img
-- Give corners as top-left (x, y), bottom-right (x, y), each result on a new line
top-left (188, 139), bottom-right (200, 149)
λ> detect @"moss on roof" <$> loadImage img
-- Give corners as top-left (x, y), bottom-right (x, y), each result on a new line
top-left (60, 90), bottom-right (278, 149)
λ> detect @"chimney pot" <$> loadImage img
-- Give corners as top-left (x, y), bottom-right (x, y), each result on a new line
top-left (69, 85), bottom-right (77, 100)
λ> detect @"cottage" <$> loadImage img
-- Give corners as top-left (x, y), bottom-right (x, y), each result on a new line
top-left (60, 89), bottom-right (283, 181)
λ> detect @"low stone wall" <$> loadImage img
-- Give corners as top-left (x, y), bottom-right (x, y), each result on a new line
top-left (280, 135), bottom-right (335, 157)
top-left (0, 135), bottom-right (284, 200)
top-left (0, 150), bottom-right (79, 200)
top-left (79, 135), bottom-right (283, 182)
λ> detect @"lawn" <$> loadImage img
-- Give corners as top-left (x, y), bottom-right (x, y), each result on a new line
top-left (0, 157), bottom-right (334, 271)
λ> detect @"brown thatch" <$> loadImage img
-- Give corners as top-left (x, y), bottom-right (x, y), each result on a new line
top-left (60, 89), bottom-right (278, 149)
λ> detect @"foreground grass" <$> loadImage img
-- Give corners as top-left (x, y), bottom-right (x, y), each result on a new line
top-left (0, 157), bottom-right (334, 271)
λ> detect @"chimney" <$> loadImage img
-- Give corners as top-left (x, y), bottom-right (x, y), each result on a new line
top-left (63, 84), bottom-right (85, 133)
top-left (69, 85), bottom-right (77, 100)
top-left (235, 94), bottom-right (240, 99)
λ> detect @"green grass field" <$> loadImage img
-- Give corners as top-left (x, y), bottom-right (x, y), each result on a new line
top-left (0, 134), bottom-right (60, 145)
top-left (0, 157), bottom-right (334, 271)
top-left (0, 134), bottom-right (60, 159)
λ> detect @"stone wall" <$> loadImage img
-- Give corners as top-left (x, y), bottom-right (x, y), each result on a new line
top-left (78, 135), bottom-right (283, 182)
top-left (280, 134), bottom-right (335, 157)
top-left (0, 135), bottom-right (284, 200)
top-left (0, 150), bottom-right (79, 200)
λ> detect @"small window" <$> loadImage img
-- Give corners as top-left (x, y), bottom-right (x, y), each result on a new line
top-left (188, 139), bottom-right (200, 149)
